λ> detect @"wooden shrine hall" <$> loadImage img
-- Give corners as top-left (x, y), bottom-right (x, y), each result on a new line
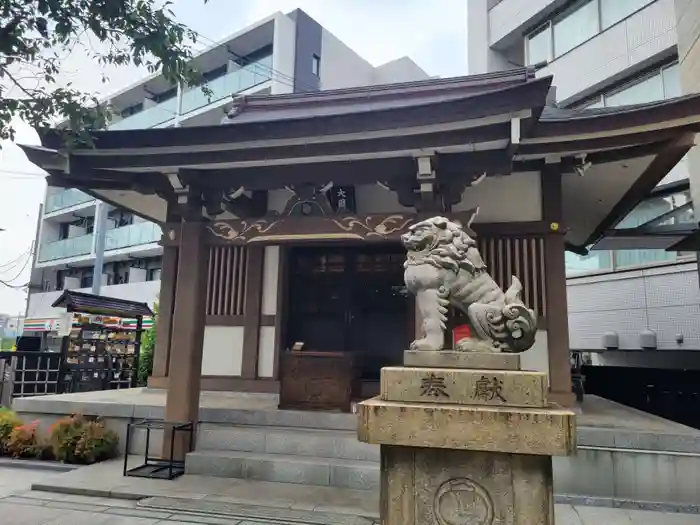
top-left (21, 67), bottom-right (700, 427)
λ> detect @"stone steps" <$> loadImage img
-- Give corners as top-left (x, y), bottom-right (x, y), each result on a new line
top-left (185, 449), bottom-right (379, 490)
top-left (197, 423), bottom-right (379, 461)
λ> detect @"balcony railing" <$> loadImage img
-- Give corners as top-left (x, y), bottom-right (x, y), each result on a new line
top-left (109, 97), bottom-right (177, 130)
top-left (105, 222), bottom-right (161, 251)
top-left (44, 189), bottom-right (94, 214)
top-left (38, 234), bottom-right (93, 262)
top-left (180, 59), bottom-right (273, 115)
top-left (109, 53), bottom-right (273, 131)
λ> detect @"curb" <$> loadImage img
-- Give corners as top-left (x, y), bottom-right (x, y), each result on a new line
top-left (0, 458), bottom-right (79, 473)
top-left (30, 483), bottom-right (144, 500)
top-left (555, 494), bottom-right (700, 515)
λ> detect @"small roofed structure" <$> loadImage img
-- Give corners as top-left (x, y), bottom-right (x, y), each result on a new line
top-left (52, 290), bottom-right (154, 318)
top-left (21, 67), bottom-right (700, 457)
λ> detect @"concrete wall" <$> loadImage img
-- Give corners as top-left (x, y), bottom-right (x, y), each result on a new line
top-left (287, 9), bottom-right (321, 93)
top-left (271, 14), bottom-right (297, 96)
top-left (467, 0), bottom-right (522, 74)
top-left (488, 0), bottom-right (565, 47)
top-left (568, 261), bottom-right (700, 351)
top-left (676, 0), bottom-right (700, 210)
top-left (537, 0), bottom-right (677, 104)
top-left (318, 29), bottom-right (376, 90)
top-left (373, 58), bottom-right (431, 85)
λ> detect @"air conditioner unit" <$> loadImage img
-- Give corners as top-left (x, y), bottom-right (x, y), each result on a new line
top-left (63, 276), bottom-right (81, 290)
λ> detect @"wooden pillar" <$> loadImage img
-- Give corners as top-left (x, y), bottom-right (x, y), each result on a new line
top-left (541, 163), bottom-right (575, 407)
top-left (240, 246), bottom-right (265, 379)
top-left (272, 245), bottom-right (289, 380)
top-left (150, 245), bottom-right (178, 380)
top-left (163, 218), bottom-right (209, 458)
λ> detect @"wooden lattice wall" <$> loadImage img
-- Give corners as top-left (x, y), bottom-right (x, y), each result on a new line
top-left (477, 236), bottom-right (547, 320)
top-left (206, 246), bottom-right (248, 317)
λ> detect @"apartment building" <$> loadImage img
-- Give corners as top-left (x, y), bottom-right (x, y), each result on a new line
top-left (24, 9), bottom-right (429, 333)
top-left (468, 0), bottom-right (700, 366)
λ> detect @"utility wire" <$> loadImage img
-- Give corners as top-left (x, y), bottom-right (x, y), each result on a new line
top-left (0, 243), bottom-right (33, 283)
top-left (0, 245), bottom-right (33, 272)
top-left (0, 278), bottom-right (27, 290)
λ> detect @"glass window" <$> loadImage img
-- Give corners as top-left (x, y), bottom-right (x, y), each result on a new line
top-left (565, 250), bottom-right (613, 276)
top-left (605, 73), bottom-right (664, 106)
top-left (526, 25), bottom-right (551, 65)
top-left (662, 63), bottom-right (681, 98)
top-left (581, 97), bottom-right (604, 109)
top-left (553, 0), bottom-right (598, 57)
top-left (312, 54), bottom-right (321, 76)
top-left (614, 249), bottom-right (675, 268)
top-left (612, 194), bottom-right (688, 269)
top-left (600, 0), bottom-right (652, 29)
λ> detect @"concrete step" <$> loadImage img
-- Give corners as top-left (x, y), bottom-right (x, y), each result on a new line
top-left (197, 423), bottom-right (379, 462)
top-left (138, 496), bottom-right (376, 524)
top-left (185, 449), bottom-right (380, 491)
top-left (207, 408), bottom-right (357, 431)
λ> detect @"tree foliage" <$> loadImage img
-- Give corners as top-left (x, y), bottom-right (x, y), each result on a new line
top-left (138, 301), bottom-right (157, 386)
top-left (0, 0), bottom-right (207, 145)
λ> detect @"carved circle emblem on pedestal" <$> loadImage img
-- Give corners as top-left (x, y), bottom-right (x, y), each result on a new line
top-left (433, 478), bottom-right (494, 525)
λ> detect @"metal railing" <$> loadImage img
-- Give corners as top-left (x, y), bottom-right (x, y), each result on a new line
top-left (104, 222), bottom-right (161, 251)
top-left (37, 234), bottom-right (94, 262)
top-left (0, 351), bottom-right (63, 406)
top-left (44, 189), bottom-right (94, 214)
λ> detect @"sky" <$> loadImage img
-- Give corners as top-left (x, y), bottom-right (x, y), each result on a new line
top-left (0, 0), bottom-right (468, 316)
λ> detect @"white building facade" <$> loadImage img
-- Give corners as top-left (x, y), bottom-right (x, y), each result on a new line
top-left (25, 9), bottom-right (429, 329)
top-left (468, 0), bottom-right (700, 365)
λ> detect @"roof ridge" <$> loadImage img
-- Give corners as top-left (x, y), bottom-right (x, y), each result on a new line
top-left (240, 67), bottom-right (536, 104)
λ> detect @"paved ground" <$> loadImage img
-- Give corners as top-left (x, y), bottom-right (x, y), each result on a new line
top-left (0, 464), bottom-right (699, 524)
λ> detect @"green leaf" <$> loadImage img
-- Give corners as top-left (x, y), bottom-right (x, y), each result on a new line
top-left (0, 0), bottom-right (209, 147)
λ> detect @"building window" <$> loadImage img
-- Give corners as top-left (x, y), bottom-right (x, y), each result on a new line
top-left (526, 24), bottom-right (552, 65)
top-left (600, 0), bottom-right (652, 30)
top-left (566, 250), bottom-right (613, 276)
top-left (311, 54), bottom-right (321, 76)
top-left (553, 0), bottom-right (598, 57)
top-left (525, 0), bottom-right (654, 65)
top-left (80, 274), bottom-right (93, 289)
top-left (566, 189), bottom-right (694, 276)
top-left (120, 102), bottom-right (143, 118)
top-left (147, 268), bottom-right (162, 281)
top-left (662, 63), bottom-right (681, 98)
top-left (605, 72), bottom-right (664, 107)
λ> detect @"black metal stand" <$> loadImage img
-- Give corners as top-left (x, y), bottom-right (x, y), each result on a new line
top-left (123, 419), bottom-right (194, 480)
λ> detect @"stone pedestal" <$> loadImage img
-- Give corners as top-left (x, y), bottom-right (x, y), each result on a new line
top-left (357, 351), bottom-right (576, 525)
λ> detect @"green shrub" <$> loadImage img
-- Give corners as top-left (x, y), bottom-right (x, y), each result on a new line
top-left (74, 420), bottom-right (119, 464)
top-left (49, 414), bottom-right (118, 464)
top-left (0, 408), bottom-right (23, 453)
top-left (5, 421), bottom-right (41, 458)
top-left (138, 302), bottom-right (158, 386)
top-left (49, 414), bottom-right (85, 463)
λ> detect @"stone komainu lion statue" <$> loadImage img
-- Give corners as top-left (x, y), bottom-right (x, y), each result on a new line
top-left (401, 214), bottom-right (537, 353)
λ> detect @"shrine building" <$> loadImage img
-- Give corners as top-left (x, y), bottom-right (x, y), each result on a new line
top-left (21, 67), bottom-right (700, 424)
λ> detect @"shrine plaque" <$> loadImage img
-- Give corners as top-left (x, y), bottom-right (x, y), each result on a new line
top-left (380, 366), bottom-right (548, 408)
